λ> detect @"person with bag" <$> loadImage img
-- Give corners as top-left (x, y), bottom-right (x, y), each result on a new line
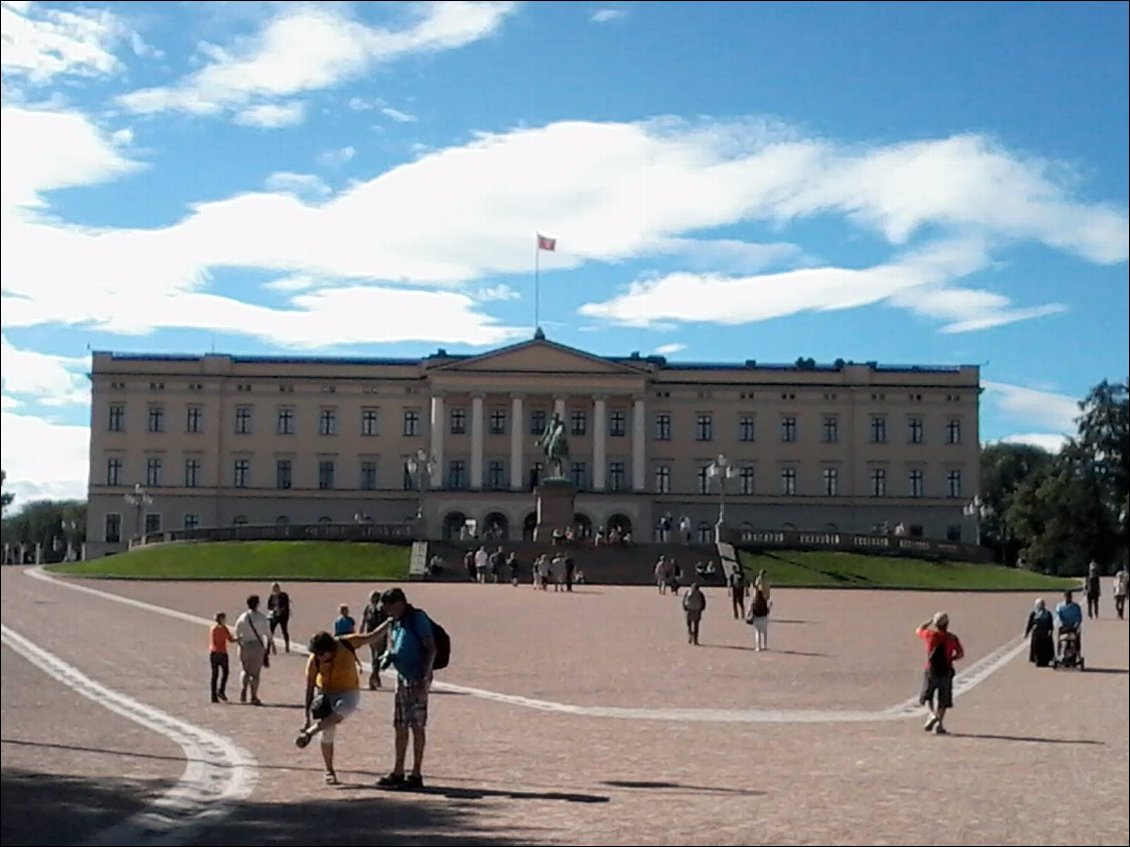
top-left (746, 585), bottom-right (771, 651)
top-left (295, 623), bottom-right (393, 785)
top-left (234, 594), bottom-right (271, 705)
top-left (682, 582), bottom-right (707, 645)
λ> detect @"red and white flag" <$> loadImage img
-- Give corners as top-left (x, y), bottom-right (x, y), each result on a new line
top-left (537, 234), bottom-right (556, 251)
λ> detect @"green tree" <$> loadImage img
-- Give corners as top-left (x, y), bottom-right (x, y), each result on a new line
top-left (0, 499), bottom-right (86, 563)
top-left (0, 470), bottom-right (13, 513)
top-left (1075, 379), bottom-right (1129, 535)
top-left (979, 443), bottom-right (1054, 564)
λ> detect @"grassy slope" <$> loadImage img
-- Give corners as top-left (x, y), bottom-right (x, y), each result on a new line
top-left (738, 549), bottom-right (1079, 590)
top-left (50, 541), bottom-right (410, 581)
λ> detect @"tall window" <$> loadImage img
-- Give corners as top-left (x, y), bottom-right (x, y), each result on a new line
top-left (870, 468), bottom-right (887, 497)
top-left (608, 461), bottom-right (625, 491)
top-left (697, 465), bottom-right (710, 495)
top-left (147, 405), bottom-right (165, 433)
top-left (655, 464), bottom-right (671, 494)
top-left (947, 469), bottom-right (962, 498)
top-left (233, 459), bottom-right (250, 488)
top-left (909, 469), bottom-right (924, 498)
top-left (490, 409), bottom-right (507, 435)
top-left (823, 467), bottom-right (839, 496)
top-left (570, 409), bottom-right (586, 436)
top-left (184, 458), bottom-right (201, 488)
top-left (610, 411), bottom-right (626, 437)
top-left (822, 416), bottom-right (838, 443)
top-left (186, 406), bottom-right (203, 433)
top-left (108, 403), bottom-right (125, 432)
top-left (144, 514), bottom-right (161, 534)
top-left (696, 414), bottom-right (713, 442)
top-left (739, 415), bottom-right (755, 442)
top-left (780, 416), bottom-right (797, 443)
top-left (105, 514), bottom-right (122, 543)
top-left (487, 460), bottom-right (506, 490)
top-left (450, 409), bottom-right (466, 434)
top-left (318, 460), bottom-right (335, 490)
top-left (529, 409), bottom-right (546, 435)
top-left (947, 418), bottom-right (962, 444)
top-left (361, 408), bottom-right (379, 436)
top-left (909, 416), bottom-right (924, 444)
top-left (448, 460), bottom-right (466, 489)
top-left (146, 457), bottom-right (162, 486)
top-left (106, 458), bottom-right (122, 486)
top-left (183, 514), bottom-right (200, 530)
top-left (571, 461), bottom-right (587, 489)
top-left (277, 408), bottom-right (294, 435)
top-left (739, 466), bottom-right (755, 495)
top-left (781, 467), bottom-right (797, 496)
top-left (360, 461), bottom-right (378, 491)
top-left (403, 410), bottom-right (420, 437)
top-left (655, 413), bottom-right (672, 441)
top-left (870, 415), bottom-right (887, 443)
top-left (319, 408), bottom-right (337, 436)
top-left (235, 406), bottom-right (252, 434)
top-left (276, 460), bottom-right (292, 489)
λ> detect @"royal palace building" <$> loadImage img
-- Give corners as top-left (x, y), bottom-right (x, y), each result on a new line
top-left (84, 334), bottom-right (981, 557)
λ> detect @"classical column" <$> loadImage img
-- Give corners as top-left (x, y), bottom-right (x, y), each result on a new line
top-left (592, 396), bottom-right (607, 491)
top-left (470, 394), bottom-right (484, 489)
top-left (510, 394), bottom-right (524, 490)
top-left (632, 394), bottom-right (646, 491)
top-left (429, 394), bottom-right (445, 487)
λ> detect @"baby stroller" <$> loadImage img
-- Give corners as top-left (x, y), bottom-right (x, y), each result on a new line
top-left (1052, 626), bottom-right (1084, 671)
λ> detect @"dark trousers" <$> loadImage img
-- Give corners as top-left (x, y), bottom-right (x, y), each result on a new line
top-left (269, 614), bottom-right (290, 651)
top-left (210, 652), bottom-right (229, 699)
top-left (1116, 595), bottom-right (1126, 620)
top-left (731, 589), bottom-right (745, 619)
top-left (1087, 595), bottom-right (1099, 618)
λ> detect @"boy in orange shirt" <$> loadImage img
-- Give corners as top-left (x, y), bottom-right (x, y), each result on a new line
top-left (209, 612), bottom-right (237, 703)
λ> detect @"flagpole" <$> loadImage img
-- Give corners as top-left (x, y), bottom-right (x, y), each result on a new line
top-left (534, 238), bottom-right (540, 332)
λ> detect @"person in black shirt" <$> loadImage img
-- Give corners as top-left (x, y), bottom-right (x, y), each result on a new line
top-left (267, 582), bottom-right (291, 654)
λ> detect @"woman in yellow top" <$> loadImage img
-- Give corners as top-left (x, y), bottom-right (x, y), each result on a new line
top-left (295, 621), bottom-right (391, 784)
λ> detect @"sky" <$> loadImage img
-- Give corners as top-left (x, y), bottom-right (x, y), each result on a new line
top-left (1, 0), bottom-right (1127, 504)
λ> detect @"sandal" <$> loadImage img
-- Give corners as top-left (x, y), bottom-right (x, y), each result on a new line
top-left (295, 731), bottom-right (312, 749)
top-left (324, 771), bottom-right (339, 785)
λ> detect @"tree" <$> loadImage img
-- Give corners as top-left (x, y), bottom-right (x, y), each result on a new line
top-left (979, 443), bottom-right (1054, 564)
top-left (1074, 379), bottom-right (1129, 532)
top-left (1, 499), bottom-right (86, 563)
top-left (0, 470), bottom-right (13, 513)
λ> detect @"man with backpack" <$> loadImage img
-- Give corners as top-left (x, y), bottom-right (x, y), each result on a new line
top-left (377, 587), bottom-right (447, 790)
top-left (915, 611), bottom-right (965, 735)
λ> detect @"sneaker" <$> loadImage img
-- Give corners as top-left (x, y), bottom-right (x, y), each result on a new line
top-left (933, 724), bottom-right (948, 735)
top-left (377, 772), bottom-right (406, 789)
top-left (923, 716), bottom-right (938, 732)
top-left (211, 695), bottom-right (220, 703)
top-left (217, 692), bottom-right (228, 702)
top-left (404, 773), bottom-right (424, 790)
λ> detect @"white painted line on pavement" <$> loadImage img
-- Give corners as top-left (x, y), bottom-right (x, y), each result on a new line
top-left (1, 622), bottom-right (258, 847)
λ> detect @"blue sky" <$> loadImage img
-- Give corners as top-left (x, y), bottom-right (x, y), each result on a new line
top-left (1, 0), bottom-right (1127, 501)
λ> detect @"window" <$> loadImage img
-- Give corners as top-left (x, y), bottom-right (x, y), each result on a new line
top-left (183, 514), bottom-right (200, 530)
top-left (360, 461), bottom-right (378, 491)
top-left (570, 409), bottom-right (586, 436)
top-left (104, 513), bottom-right (121, 543)
top-left (146, 457), bottom-right (163, 487)
top-left (530, 409), bottom-right (546, 435)
top-left (610, 411), bottom-right (626, 437)
top-left (608, 461), bottom-right (626, 491)
top-left (277, 408), bottom-right (294, 435)
top-left (947, 418), bottom-right (962, 444)
top-left (697, 465), bottom-right (710, 495)
top-left (571, 461), bottom-right (587, 489)
top-left (823, 467), bottom-right (839, 496)
top-left (184, 459), bottom-right (201, 488)
top-left (909, 469), bottom-right (924, 498)
top-left (361, 408), bottom-right (379, 436)
top-left (822, 416), bottom-right (838, 443)
top-left (870, 468), bottom-right (887, 497)
top-left (234, 459), bottom-right (250, 488)
top-left (106, 458), bottom-right (123, 486)
top-left (233, 515), bottom-right (249, 526)
top-left (235, 406), bottom-right (252, 434)
top-left (870, 415), bottom-right (887, 443)
top-left (490, 409), bottom-right (507, 435)
top-left (447, 460), bottom-right (466, 490)
top-left (946, 525), bottom-right (962, 542)
top-left (696, 414), bottom-right (713, 442)
top-left (781, 467), bottom-right (797, 496)
top-left (909, 416), bottom-right (924, 444)
top-left (147, 405), bottom-right (165, 433)
top-left (739, 415), bottom-right (755, 442)
top-left (403, 410), bottom-right (420, 437)
top-left (108, 403), bottom-right (125, 432)
top-left (186, 406), bottom-right (203, 433)
top-left (276, 460), bottom-right (292, 489)
top-left (318, 460), bottom-right (335, 490)
top-left (144, 513), bottom-right (161, 534)
top-left (319, 408), bottom-right (337, 436)
top-left (739, 466), bottom-right (755, 495)
top-left (697, 522), bottom-right (713, 544)
top-left (487, 460), bottom-right (506, 490)
top-left (947, 469), bottom-right (962, 498)
top-left (655, 413), bottom-right (672, 441)
top-left (655, 464), bottom-right (671, 494)
top-left (450, 408), bottom-right (467, 435)
top-left (780, 416), bottom-right (797, 443)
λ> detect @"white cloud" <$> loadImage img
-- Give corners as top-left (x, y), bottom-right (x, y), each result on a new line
top-left (650, 237), bottom-right (806, 273)
top-left (380, 106), bottom-right (417, 123)
top-left (317, 145), bottom-right (356, 167)
top-left (233, 101), bottom-right (307, 128)
top-left (0, 1), bottom-right (136, 83)
top-left (263, 171), bottom-right (331, 198)
top-left (1, 394), bottom-right (23, 410)
top-left (475, 283), bottom-right (521, 301)
top-left (262, 274), bottom-right (319, 293)
top-left (348, 96), bottom-right (375, 111)
top-left (591, 9), bottom-right (627, 23)
top-left (111, 127), bottom-right (134, 147)
top-left (982, 381), bottom-right (1080, 433)
top-left (117, 3), bottom-right (518, 123)
top-left (654, 343), bottom-right (686, 355)
top-left (129, 29), bottom-right (162, 59)
top-left (0, 410), bottom-right (89, 502)
top-left (0, 336), bottom-right (89, 406)
top-left (999, 432), bottom-right (1068, 454)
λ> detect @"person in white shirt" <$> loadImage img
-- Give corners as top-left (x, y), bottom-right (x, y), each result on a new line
top-left (1114, 567), bottom-right (1129, 621)
top-left (234, 594), bottom-right (271, 705)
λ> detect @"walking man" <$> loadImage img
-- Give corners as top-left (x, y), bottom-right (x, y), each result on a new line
top-left (728, 565), bottom-right (747, 619)
top-left (234, 594), bottom-right (270, 705)
top-left (1114, 565), bottom-right (1128, 621)
top-left (916, 612), bottom-right (965, 735)
top-left (682, 582), bottom-right (706, 645)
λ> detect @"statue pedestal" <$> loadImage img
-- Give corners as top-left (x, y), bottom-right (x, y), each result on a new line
top-left (535, 479), bottom-right (575, 541)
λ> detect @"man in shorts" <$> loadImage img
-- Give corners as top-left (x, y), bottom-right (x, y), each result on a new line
top-left (916, 611), bottom-right (964, 735)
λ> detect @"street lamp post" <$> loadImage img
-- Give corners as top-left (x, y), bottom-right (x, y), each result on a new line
top-left (60, 517), bottom-right (79, 562)
top-left (707, 453), bottom-right (737, 543)
top-left (405, 449), bottom-right (436, 538)
top-left (963, 495), bottom-right (993, 547)
top-left (123, 483), bottom-right (153, 545)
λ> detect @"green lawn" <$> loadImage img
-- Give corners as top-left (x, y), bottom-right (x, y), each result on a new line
top-left (49, 541), bottom-right (411, 581)
top-left (738, 549), bottom-right (1081, 591)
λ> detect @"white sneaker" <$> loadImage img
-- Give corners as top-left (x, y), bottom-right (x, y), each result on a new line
top-left (923, 716), bottom-right (938, 732)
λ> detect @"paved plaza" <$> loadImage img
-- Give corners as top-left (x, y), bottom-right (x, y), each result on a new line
top-left (2, 567), bottom-right (1127, 846)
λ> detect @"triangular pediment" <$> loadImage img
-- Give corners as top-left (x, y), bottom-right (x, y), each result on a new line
top-left (432, 339), bottom-right (648, 375)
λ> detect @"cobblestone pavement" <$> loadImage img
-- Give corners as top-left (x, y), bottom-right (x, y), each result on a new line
top-left (2, 568), bottom-right (1126, 846)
